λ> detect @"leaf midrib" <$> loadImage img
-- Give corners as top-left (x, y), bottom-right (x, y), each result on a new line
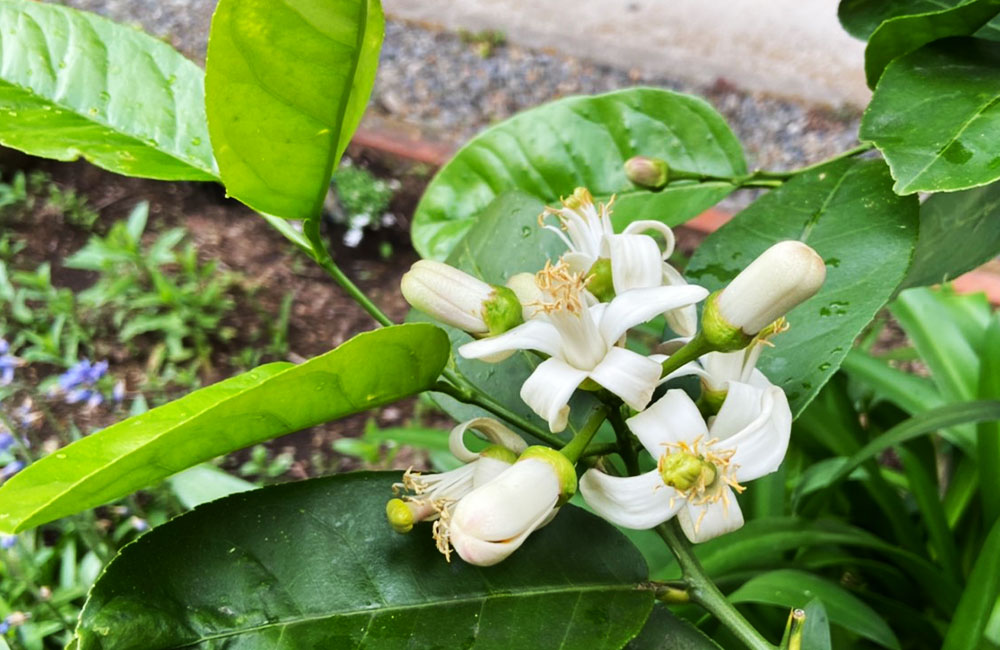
top-left (173, 583), bottom-right (647, 648)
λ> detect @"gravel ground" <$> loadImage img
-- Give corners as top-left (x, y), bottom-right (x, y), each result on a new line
top-left (56, 1), bottom-right (861, 203)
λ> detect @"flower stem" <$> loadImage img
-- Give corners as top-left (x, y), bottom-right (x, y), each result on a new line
top-left (668, 143), bottom-right (874, 188)
top-left (560, 406), bottom-right (610, 463)
top-left (433, 372), bottom-right (564, 447)
top-left (660, 333), bottom-right (712, 379)
top-left (303, 218), bottom-right (393, 328)
top-left (607, 407), bottom-right (640, 474)
top-left (656, 520), bottom-right (775, 650)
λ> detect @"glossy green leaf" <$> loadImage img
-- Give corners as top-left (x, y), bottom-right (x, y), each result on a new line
top-left (903, 181), bottom-right (1000, 288)
top-left (418, 191), bottom-right (603, 440)
top-left (838, 0), bottom-right (952, 40)
top-left (686, 159), bottom-right (919, 416)
top-left (0, 324), bottom-right (449, 533)
top-left (205, 0), bottom-right (384, 219)
top-left (864, 0), bottom-right (1000, 87)
top-left (75, 472), bottom-right (654, 650)
top-left (942, 519), bottom-right (1000, 650)
top-left (626, 605), bottom-right (722, 649)
top-left (799, 599), bottom-right (833, 650)
top-left (0, 0), bottom-right (216, 180)
top-left (729, 569), bottom-right (900, 649)
top-left (411, 87), bottom-right (746, 260)
top-left (897, 447), bottom-right (962, 581)
top-left (166, 463), bottom-right (257, 510)
top-left (841, 349), bottom-right (944, 415)
top-left (861, 37), bottom-right (1000, 195)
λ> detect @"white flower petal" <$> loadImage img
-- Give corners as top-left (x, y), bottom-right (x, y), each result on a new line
top-left (726, 385), bottom-right (793, 483)
top-left (473, 456), bottom-right (515, 487)
top-left (459, 318), bottom-right (562, 361)
top-left (627, 389), bottom-right (709, 458)
top-left (520, 357), bottom-right (589, 432)
top-left (451, 505), bottom-right (556, 567)
top-left (599, 285), bottom-right (709, 346)
top-left (449, 418), bottom-right (527, 463)
top-left (661, 263), bottom-right (698, 337)
top-left (678, 486), bottom-right (744, 543)
top-left (562, 251), bottom-right (597, 276)
top-left (707, 380), bottom-right (762, 441)
top-left (588, 347), bottom-right (661, 412)
top-left (579, 469), bottom-right (682, 529)
top-left (700, 350), bottom-right (748, 392)
top-left (605, 233), bottom-right (663, 293)
top-left (622, 220), bottom-right (676, 259)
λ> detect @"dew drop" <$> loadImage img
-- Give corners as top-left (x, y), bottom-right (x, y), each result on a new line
top-left (520, 226), bottom-right (532, 237)
top-left (190, 137), bottom-right (202, 146)
top-left (818, 362), bottom-right (831, 371)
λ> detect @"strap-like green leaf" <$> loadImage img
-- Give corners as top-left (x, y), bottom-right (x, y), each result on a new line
top-left (205, 0), bottom-right (384, 219)
top-left (942, 518), bottom-right (1000, 649)
top-left (729, 569), bottom-right (900, 649)
top-left (0, 324), bottom-right (449, 533)
top-left (0, 0), bottom-right (216, 180)
top-left (75, 472), bottom-right (654, 650)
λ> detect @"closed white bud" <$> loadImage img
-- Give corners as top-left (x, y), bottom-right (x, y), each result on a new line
top-left (714, 241), bottom-right (826, 336)
top-left (401, 260), bottom-right (522, 335)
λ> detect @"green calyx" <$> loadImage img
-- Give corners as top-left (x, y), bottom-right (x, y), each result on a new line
top-left (519, 446), bottom-right (578, 505)
top-left (483, 285), bottom-right (524, 336)
top-left (385, 498), bottom-right (414, 534)
top-left (479, 444), bottom-right (519, 464)
top-left (586, 258), bottom-right (615, 303)
top-left (701, 290), bottom-right (753, 352)
top-left (658, 452), bottom-right (716, 492)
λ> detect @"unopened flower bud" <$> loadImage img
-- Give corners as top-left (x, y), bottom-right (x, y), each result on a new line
top-left (401, 260), bottom-right (523, 335)
top-left (625, 156), bottom-right (670, 190)
top-left (505, 272), bottom-right (544, 320)
top-left (449, 446), bottom-right (575, 566)
top-left (706, 241), bottom-right (825, 348)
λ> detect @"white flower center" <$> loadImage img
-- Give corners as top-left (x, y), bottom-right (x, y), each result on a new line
top-left (531, 261), bottom-right (607, 369)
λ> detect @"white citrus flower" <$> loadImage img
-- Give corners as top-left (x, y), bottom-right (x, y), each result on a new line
top-left (449, 446), bottom-right (576, 566)
top-left (386, 418), bottom-right (527, 559)
top-left (579, 385), bottom-right (791, 543)
top-left (459, 261), bottom-right (708, 432)
top-left (541, 187), bottom-right (697, 336)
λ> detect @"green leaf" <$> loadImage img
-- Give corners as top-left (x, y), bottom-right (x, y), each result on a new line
top-left (979, 315), bottom-right (1000, 524)
top-left (418, 191), bottom-right (603, 440)
top-left (686, 159), bottom-right (919, 416)
top-left (841, 349), bottom-right (944, 416)
top-left (799, 599), bottom-right (833, 650)
top-left (797, 400), bottom-right (1000, 495)
top-left (942, 518), bottom-right (1000, 650)
top-left (166, 463), bottom-right (257, 510)
top-left (903, 181), bottom-right (1000, 288)
top-left (897, 446), bottom-right (962, 581)
top-left (861, 37), bottom-right (1000, 195)
top-left (864, 0), bottom-right (1000, 87)
top-left (729, 569), bottom-right (900, 649)
top-left (0, 0), bottom-right (216, 180)
top-left (0, 324), bottom-right (449, 533)
top-left (75, 472), bottom-right (654, 650)
top-left (838, 0), bottom-right (954, 40)
top-left (411, 87), bottom-right (746, 260)
top-left (626, 605), bottom-right (722, 649)
top-left (205, 0), bottom-right (384, 219)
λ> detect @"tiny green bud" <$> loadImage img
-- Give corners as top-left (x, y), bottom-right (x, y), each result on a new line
top-left (701, 290), bottom-right (753, 352)
top-left (520, 446), bottom-right (577, 505)
top-left (625, 156), bottom-right (670, 190)
top-left (586, 258), bottom-right (615, 303)
top-left (479, 444), bottom-right (519, 464)
top-left (386, 498), bottom-right (415, 534)
top-left (483, 285), bottom-right (524, 336)
top-left (658, 452), bottom-right (716, 492)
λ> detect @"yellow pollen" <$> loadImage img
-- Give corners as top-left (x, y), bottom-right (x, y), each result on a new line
top-left (755, 317), bottom-right (790, 348)
top-left (529, 260), bottom-right (590, 314)
top-left (432, 505), bottom-right (454, 562)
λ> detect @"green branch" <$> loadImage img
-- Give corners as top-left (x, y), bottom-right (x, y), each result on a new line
top-left (560, 406), bottom-right (610, 463)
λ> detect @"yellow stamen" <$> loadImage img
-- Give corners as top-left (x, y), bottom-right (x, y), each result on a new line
top-left (529, 260), bottom-right (590, 315)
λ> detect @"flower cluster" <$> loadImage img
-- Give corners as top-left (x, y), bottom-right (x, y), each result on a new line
top-left (53, 358), bottom-right (123, 408)
top-left (396, 187), bottom-right (825, 564)
top-left (0, 339), bottom-right (23, 386)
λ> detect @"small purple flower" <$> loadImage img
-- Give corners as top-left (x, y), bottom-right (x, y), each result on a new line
top-left (130, 516), bottom-right (149, 532)
top-left (0, 339), bottom-right (22, 387)
top-left (59, 359), bottom-right (110, 406)
top-left (0, 535), bottom-right (15, 550)
top-left (0, 430), bottom-right (13, 453)
top-left (113, 380), bottom-right (126, 403)
top-left (1, 460), bottom-right (24, 480)
top-left (0, 620), bottom-right (8, 635)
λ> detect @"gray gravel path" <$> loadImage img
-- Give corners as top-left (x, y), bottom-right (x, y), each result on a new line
top-left (55, 1), bottom-right (861, 199)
